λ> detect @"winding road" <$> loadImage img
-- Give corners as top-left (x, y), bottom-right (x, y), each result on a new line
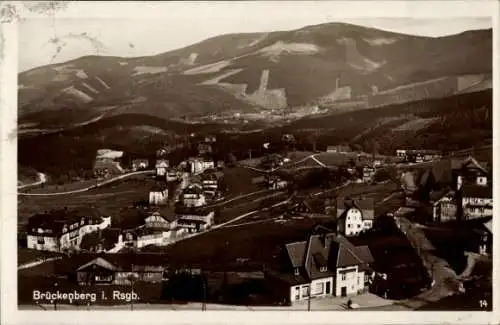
top-left (18, 170), bottom-right (154, 196)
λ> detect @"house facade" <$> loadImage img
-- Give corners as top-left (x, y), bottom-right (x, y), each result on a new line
top-left (337, 198), bottom-right (375, 236)
top-left (155, 159), bottom-right (169, 177)
top-left (76, 256), bottom-right (167, 285)
top-left (188, 158), bottom-right (215, 175)
top-left (361, 165), bottom-right (376, 183)
top-left (268, 232), bottom-right (373, 304)
top-left (149, 187), bottom-right (168, 206)
top-left (176, 208), bottom-right (215, 233)
top-left (182, 184), bottom-right (207, 207)
top-left (460, 185), bottom-right (493, 220)
top-left (431, 191), bottom-right (458, 223)
top-left (27, 208), bottom-right (111, 252)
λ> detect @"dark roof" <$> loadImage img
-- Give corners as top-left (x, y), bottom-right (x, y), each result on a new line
top-left (336, 197), bottom-right (375, 220)
top-left (461, 184), bottom-right (492, 199)
top-left (175, 205), bottom-right (213, 217)
top-left (177, 218), bottom-right (207, 225)
top-left (27, 208), bottom-right (104, 233)
top-left (429, 189), bottom-right (453, 203)
top-left (184, 184), bottom-right (203, 195)
top-left (150, 181), bottom-right (168, 192)
top-left (284, 233), bottom-right (373, 281)
top-left (285, 241), bottom-right (306, 268)
top-left (460, 156), bottom-right (488, 174)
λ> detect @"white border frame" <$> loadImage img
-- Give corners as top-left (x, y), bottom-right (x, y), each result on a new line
top-left (1, 1), bottom-right (499, 324)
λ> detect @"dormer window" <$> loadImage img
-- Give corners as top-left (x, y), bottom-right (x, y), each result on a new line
top-left (294, 267), bottom-right (300, 276)
top-left (320, 266), bottom-right (327, 272)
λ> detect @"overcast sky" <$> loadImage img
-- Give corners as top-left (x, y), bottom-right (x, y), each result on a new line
top-left (18, 1), bottom-right (493, 72)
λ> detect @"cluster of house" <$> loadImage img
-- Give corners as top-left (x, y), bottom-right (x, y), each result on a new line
top-left (395, 149), bottom-right (442, 163)
top-left (266, 229), bottom-right (374, 302)
top-left (26, 208), bottom-right (112, 253)
top-left (51, 226), bottom-right (376, 305)
top-left (415, 156), bottom-right (493, 223)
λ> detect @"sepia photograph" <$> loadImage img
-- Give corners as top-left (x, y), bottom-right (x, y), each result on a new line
top-left (1, 1), bottom-right (498, 324)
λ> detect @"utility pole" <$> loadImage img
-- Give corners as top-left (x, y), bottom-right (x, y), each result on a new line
top-left (53, 281), bottom-right (58, 310)
top-left (307, 285), bottom-right (311, 311)
top-left (202, 269), bottom-right (207, 311)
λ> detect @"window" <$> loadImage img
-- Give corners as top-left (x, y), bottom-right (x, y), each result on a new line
top-left (37, 237), bottom-right (45, 245)
top-left (315, 282), bottom-right (324, 294)
top-left (295, 287), bottom-right (300, 300)
top-left (320, 266), bottom-right (327, 272)
top-left (357, 224), bottom-right (361, 228)
top-left (341, 274), bottom-right (346, 281)
top-left (294, 268), bottom-right (300, 276)
top-left (302, 286), bottom-right (309, 297)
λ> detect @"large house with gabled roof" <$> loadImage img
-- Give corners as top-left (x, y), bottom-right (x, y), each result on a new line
top-left (26, 207), bottom-right (111, 252)
top-left (266, 231), bottom-right (373, 303)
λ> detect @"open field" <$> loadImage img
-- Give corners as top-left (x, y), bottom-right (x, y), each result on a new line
top-left (18, 248), bottom-right (65, 266)
top-left (18, 175), bottom-right (156, 226)
top-left (147, 217), bottom-right (322, 268)
top-left (223, 167), bottom-right (266, 195)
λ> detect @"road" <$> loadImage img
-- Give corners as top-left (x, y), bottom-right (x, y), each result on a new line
top-left (17, 172), bottom-right (47, 190)
top-left (18, 170), bottom-right (154, 196)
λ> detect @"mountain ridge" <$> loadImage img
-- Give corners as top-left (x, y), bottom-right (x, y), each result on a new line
top-left (18, 22), bottom-right (492, 124)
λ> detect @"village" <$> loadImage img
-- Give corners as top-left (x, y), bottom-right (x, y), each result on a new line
top-left (17, 134), bottom-right (493, 311)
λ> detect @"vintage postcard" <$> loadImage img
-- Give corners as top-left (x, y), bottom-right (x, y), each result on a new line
top-left (1, 1), bottom-right (499, 324)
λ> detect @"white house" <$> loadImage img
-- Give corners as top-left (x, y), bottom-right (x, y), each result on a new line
top-left (27, 208), bottom-right (111, 252)
top-left (268, 232), bottom-right (373, 303)
top-left (155, 159), bottom-right (169, 177)
top-left (188, 158), bottom-right (215, 175)
top-left (182, 184), bottom-right (207, 207)
top-left (430, 190), bottom-right (458, 223)
top-left (460, 184), bottom-right (493, 220)
top-left (166, 169), bottom-right (180, 182)
top-left (176, 208), bottom-right (215, 233)
top-left (149, 184), bottom-right (168, 206)
top-left (336, 198), bottom-right (375, 236)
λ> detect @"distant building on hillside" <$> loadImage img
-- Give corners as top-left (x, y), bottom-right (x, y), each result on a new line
top-left (149, 182), bottom-right (169, 206)
top-left (182, 184), bottom-right (207, 208)
top-left (327, 145), bottom-right (351, 154)
top-left (132, 159), bottom-right (149, 171)
top-left (336, 198), bottom-right (375, 236)
top-left (155, 159), bottom-right (169, 177)
top-left (175, 207), bottom-right (215, 233)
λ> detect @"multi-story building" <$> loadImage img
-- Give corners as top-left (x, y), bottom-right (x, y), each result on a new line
top-left (266, 232), bottom-right (373, 304)
top-left (26, 208), bottom-right (111, 252)
top-left (460, 184), bottom-right (493, 220)
top-left (336, 198), bottom-right (375, 236)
